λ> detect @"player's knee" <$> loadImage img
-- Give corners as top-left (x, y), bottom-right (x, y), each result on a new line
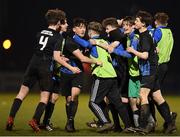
top-left (152, 93), bottom-right (165, 105)
top-left (51, 93), bottom-right (59, 103)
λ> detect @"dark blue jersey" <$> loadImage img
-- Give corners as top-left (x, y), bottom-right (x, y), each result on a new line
top-left (60, 36), bottom-right (84, 74)
top-left (138, 30), bottom-right (158, 76)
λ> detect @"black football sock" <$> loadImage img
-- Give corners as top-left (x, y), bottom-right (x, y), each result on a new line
top-left (9, 98), bottom-right (22, 118)
top-left (156, 101), bottom-right (172, 124)
top-left (69, 101), bottom-right (77, 120)
top-left (33, 102), bottom-right (46, 123)
top-left (124, 102), bottom-right (134, 126)
top-left (139, 104), bottom-right (150, 128)
top-left (149, 97), bottom-right (156, 122)
top-left (72, 100), bottom-right (78, 119)
top-left (43, 101), bottom-right (55, 125)
top-left (66, 102), bottom-right (70, 119)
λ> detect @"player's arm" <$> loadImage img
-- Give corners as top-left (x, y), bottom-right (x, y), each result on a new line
top-left (72, 49), bottom-right (102, 66)
top-left (89, 39), bottom-right (120, 51)
top-left (73, 34), bottom-right (92, 48)
top-left (126, 47), bottom-right (148, 59)
top-left (53, 51), bottom-right (81, 73)
top-left (113, 44), bottom-right (132, 58)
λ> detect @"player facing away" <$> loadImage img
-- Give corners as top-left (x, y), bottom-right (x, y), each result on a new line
top-left (5, 9), bottom-right (80, 132)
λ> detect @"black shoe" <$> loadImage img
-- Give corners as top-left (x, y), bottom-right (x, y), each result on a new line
top-left (96, 123), bottom-right (113, 133)
top-left (65, 119), bottom-right (75, 132)
top-left (163, 112), bottom-right (177, 133)
top-left (112, 125), bottom-right (123, 132)
top-left (164, 122), bottom-right (177, 134)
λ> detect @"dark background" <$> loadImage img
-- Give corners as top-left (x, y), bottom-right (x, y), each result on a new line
top-left (0, 0), bottom-right (179, 93)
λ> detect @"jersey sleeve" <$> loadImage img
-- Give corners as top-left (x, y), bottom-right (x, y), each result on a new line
top-left (65, 37), bottom-right (79, 53)
top-left (153, 28), bottom-right (162, 43)
top-left (73, 34), bottom-right (92, 48)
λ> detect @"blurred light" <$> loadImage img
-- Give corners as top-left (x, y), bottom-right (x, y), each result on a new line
top-left (3, 39), bottom-right (12, 49)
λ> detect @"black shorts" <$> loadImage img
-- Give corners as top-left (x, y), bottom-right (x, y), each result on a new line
top-left (140, 74), bottom-right (160, 92)
top-left (60, 72), bottom-right (84, 96)
top-left (50, 76), bottom-right (61, 94)
top-left (23, 54), bottom-right (53, 92)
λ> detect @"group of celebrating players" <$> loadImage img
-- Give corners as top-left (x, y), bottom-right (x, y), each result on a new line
top-left (5, 8), bottom-right (177, 135)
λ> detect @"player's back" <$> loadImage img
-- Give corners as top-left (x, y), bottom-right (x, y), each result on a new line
top-left (34, 28), bottom-right (62, 58)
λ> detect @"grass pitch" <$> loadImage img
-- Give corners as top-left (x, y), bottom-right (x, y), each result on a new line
top-left (0, 92), bottom-right (179, 136)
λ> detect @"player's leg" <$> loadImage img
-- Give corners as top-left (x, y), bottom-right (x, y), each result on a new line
top-left (29, 91), bottom-right (50, 132)
top-left (107, 79), bottom-right (134, 133)
top-left (41, 93), bottom-right (59, 131)
top-left (29, 63), bottom-right (52, 132)
top-left (152, 89), bottom-right (177, 134)
top-left (89, 78), bottom-right (113, 133)
top-left (6, 62), bottom-right (36, 131)
top-left (128, 77), bottom-right (140, 128)
top-left (6, 85), bottom-right (30, 130)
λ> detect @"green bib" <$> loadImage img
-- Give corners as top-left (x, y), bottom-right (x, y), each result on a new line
top-left (91, 39), bottom-right (117, 78)
top-left (127, 35), bottom-right (140, 77)
top-left (157, 28), bottom-right (174, 64)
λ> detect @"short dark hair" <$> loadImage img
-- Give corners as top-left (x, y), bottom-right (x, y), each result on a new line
top-left (88, 21), bottom-right (103, 34)
top-left (45, 9), bottom-right (66, 25)
top-left (102, 17), bottom-right (119, 28)
top-left (136, 10), bottom-right (153, 27)
top-left (73, 17), bottom-right (86, 27)
top-left (154, 12), bottom-right (169, 25)
top-left (123, 16), bottom-right (135, 26)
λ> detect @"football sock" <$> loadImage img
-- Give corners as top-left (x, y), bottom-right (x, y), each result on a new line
top-left (9, 98), bottom-right (22, 118)
top-left (133, 110), bottom-right (139, 127)
top-left (33, 102), bottom-right (46, 122)
top-left (156, 101), bottom-right (172, 124)
top-left (43, 101), bottom-right (55, 125)
top-left (139, 104), bottom-right (150, 128)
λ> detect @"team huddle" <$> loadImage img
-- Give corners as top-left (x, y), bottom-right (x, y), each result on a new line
top-left (5, 9), bottom-right (177, 135)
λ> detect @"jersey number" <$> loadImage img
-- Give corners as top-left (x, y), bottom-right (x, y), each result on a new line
top-left (39, 36), bottom-right (49, 50)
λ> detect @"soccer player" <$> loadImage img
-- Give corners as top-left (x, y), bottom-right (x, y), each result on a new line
top-left (5, 9), bottom-right (81, 132)
top-left (121, 16), bottom-right (140, 128)
top-left (153, 11), bottom-right (177, 131)
top-left (154, 12), bottom-right (174, 90)
top-left (127, 10), bottom-right (176, 134)
top-left (41, 17), bottom-right (102, 132)
top-left (39, 18), bottom-right (70, 131)
top-left (101, 17), bottom-right (133, 131)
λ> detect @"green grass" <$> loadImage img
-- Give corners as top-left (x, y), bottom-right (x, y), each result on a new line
top-left (0, 92), bottom-right (180, 136)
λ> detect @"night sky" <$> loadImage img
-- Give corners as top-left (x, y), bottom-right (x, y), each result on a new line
top-left (0, 0), bottom-right (180, 91)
